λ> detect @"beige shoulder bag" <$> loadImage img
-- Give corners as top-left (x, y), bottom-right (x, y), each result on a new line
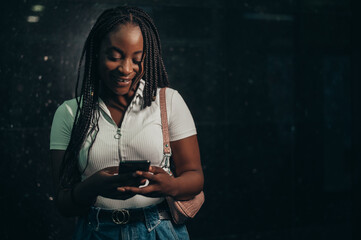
top-left (159, 87), bottom-right (205, 224)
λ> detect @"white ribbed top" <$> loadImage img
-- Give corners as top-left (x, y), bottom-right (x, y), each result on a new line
top-left (50, 80), bottom-right (197, 209)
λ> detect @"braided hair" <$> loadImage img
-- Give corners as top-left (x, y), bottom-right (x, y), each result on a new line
top-left (59, 6), bottom-right (169, 188)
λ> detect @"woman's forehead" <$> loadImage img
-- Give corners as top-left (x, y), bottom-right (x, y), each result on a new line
top-left (101, 23), bottom-right (143, 51)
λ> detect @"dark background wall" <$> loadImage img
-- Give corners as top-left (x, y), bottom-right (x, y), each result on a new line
top-left (0, 0), bottom-right (360, 239)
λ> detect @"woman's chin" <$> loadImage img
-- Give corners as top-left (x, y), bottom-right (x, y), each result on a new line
top-left (112, 85), bottom-right (133, 96)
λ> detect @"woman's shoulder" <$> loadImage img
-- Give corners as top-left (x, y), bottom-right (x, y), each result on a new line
top-left (54, 98), bottom-right (79, 118)
top-left (156, 87), bottom-right (191, 113)
top-left (61, 98), bottom-right (78, 107)
top-left (157, 87), bottom-right (181, 101)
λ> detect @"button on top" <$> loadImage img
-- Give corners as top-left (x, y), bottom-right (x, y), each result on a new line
top-left (114, 129), bottom-right (121, 139)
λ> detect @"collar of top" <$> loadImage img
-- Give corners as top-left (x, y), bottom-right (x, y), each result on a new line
top-left (134, 79), bottom-right (145, 99)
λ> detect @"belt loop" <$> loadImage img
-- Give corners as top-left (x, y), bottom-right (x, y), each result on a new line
top-left (95, 207), bottom-right (101, 231)
top-left (143, 205), bottom-right (161, 232)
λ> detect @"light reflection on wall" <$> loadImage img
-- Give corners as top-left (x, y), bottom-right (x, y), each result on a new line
top-left (27, 15), bottom-right (39, 23)
top-left (31, 4), bottom-right (45, 12)
top-left (27, 4), bottom-right (45, 23)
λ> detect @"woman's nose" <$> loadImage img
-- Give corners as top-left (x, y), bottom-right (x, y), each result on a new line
top-left (118, 59), bottom-right (132, 75)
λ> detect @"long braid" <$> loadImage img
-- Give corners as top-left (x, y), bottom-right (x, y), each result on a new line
top-left (59, 6), bottom-right (170, 187)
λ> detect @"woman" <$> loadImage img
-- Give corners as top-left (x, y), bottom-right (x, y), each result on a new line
top-left (50, 6), bottom-right (203, 240)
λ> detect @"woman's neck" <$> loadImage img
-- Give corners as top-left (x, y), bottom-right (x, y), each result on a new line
top-left (100, 86), bottom-right (136, 112)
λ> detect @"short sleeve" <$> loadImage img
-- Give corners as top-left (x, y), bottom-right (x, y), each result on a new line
top-left (50, 100), bottom-right (77, 150)
top-left (167, 90), bottom-right (197, 142)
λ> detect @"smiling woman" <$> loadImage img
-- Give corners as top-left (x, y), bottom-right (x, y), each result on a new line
top-left (49, 6), bottom-right (203, 240)
top-left (98, 23), bottom-right (144, 99)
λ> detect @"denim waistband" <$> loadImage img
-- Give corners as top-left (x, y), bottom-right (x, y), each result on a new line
top-left (73, 202), bottom-right (190, 240)
top-left (88, 204), bottom-right (164, 232)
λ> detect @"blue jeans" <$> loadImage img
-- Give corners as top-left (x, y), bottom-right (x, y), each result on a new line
top-left (73, 204), bottom-right (190, 240)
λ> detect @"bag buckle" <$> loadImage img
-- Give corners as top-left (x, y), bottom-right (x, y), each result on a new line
top-left (111, 209), bottom-right (130, 224)
top-left (163, 152), bottom-right (171, 158)
top-left (160, 153), bottom-right (173, 176)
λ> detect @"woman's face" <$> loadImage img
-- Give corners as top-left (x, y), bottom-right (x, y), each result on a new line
top-left (98, 23), bottom-right (144, 96)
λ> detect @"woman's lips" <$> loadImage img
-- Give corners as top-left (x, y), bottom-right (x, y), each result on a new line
top-left (117, 78), bottom-right (131, 83)
top-left (113, 77), bottom-right (132, 86)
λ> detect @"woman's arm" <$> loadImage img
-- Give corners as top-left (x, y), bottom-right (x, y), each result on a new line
top-left (168, 134), bottom-right (204, 200)
top-left (51, 150), bottom-right (94, 217)
top-left (121, 134), bottom-right (204, 200)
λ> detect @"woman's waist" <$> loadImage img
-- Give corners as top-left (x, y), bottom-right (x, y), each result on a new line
top-left (94, 195), bottom-right (165, 210)
top-left (87, 200), bottom-right (171, 227)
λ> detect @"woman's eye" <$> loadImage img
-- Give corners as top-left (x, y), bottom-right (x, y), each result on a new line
top-left (107, 55), bottom-right (121, 61)
top-left (133, 59), bottom-right (142, 64)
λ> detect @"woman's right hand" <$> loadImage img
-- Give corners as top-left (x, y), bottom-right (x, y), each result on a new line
top-left (75, 166), bottom-right (145, 202)
top-left (52, 150), bottom-right (145, 216)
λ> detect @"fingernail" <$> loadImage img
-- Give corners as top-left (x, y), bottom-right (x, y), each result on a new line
top-left (118, 187), bottom-right (125, 192)
top-left (136, 171), bottom-right (142, 175)
top-left (149, 166), bottom-right (152, 171)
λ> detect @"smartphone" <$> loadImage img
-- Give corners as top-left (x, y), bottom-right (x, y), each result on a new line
top-left (118, 160), bottom-right (150, 174)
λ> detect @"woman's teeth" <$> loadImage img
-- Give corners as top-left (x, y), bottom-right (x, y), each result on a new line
top-left (117, 79), bottom-right (130, 83)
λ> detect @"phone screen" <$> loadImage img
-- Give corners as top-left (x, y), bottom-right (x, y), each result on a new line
top-left (118, 160), bottom-right (150, 174)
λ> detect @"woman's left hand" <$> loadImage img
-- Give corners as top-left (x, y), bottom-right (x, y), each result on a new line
top-left (119, 166), bottom-right (177, 198)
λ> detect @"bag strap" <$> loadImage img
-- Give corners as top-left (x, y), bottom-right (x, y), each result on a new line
top-left (160, 87), bottom-right (171, 155)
